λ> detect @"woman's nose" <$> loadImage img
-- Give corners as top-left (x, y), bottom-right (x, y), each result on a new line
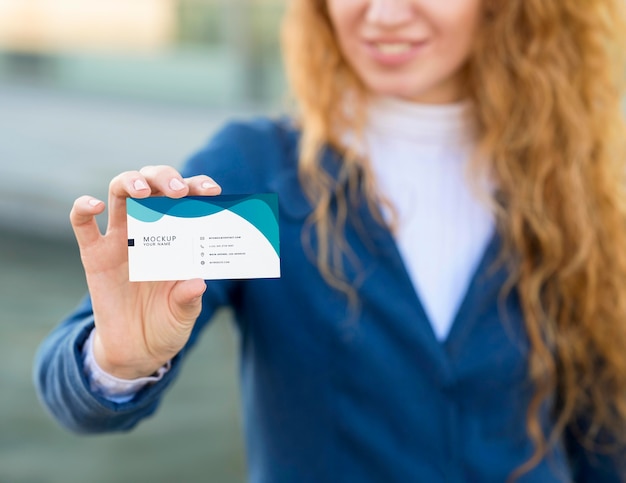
top-left (365, 0), bottom-right (414, 26)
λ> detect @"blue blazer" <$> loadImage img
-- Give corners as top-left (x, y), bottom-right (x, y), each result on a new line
top-left (34, 118), bottom-right (624, 482)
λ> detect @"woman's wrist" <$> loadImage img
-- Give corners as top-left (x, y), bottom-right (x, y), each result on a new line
top-left (82, 328), bottom-right (171, 402)
top-left (91, 329), bottom-right (169, 380)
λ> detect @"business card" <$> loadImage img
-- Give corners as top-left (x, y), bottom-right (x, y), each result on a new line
top-left (127, 194), bottom-right (280, 281)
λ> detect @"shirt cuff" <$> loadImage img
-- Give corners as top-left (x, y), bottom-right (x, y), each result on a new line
top-left (82, 328), bottom-right (171, 404)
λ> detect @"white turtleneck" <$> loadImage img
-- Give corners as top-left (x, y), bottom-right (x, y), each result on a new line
top-left (366, 96), bottom-right (495, 341)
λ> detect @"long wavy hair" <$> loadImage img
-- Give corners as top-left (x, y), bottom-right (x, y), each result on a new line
top-left (281, 0), bottom-right (626, 478)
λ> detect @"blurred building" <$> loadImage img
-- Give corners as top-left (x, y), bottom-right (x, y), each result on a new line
top-left (0, 0), bottom-right (285, 239)
top-left (0, 0), bottom-right (285, 106)
top-left (0, 0), bottom-right (176, 52)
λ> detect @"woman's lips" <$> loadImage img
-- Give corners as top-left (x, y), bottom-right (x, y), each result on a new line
top-left (364, 40), bottom-right (429, 66)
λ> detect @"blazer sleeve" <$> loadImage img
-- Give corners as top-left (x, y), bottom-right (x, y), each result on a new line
top-left (31, 121), bottom-right (256, 434)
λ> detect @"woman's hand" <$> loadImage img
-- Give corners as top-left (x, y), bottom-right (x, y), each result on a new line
top-left (70, 165), bottom-right (221, 379)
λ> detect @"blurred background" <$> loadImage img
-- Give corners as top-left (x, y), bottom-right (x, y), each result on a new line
top-left (0, 1), bottom-right (285, 482)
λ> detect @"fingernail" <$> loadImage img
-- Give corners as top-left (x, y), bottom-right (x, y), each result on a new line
top-left (133, 179), bottom-right (149, 191)
top-left (169, 178), bottom-right (186, 191)
top-left (88, 198), bottom-right (103, 207)
top-left (201, 180), bottom-right (218, 189)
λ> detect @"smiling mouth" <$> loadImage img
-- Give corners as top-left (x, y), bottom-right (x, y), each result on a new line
top-left (372, 42), bottom-right (414, 55)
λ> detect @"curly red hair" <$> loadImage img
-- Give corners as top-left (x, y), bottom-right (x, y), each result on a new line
top-left (282, 0), bottom-right (626, 478)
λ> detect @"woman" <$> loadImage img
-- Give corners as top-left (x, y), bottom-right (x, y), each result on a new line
top-left (35, 1), bottom-right (626, 481)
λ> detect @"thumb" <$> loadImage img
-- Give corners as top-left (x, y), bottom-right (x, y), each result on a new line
top-left (170, 279), bottom-right (206, 322)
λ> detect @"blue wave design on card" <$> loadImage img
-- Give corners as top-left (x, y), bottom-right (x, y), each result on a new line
top-left (127, 194), bottom-right (279, 256)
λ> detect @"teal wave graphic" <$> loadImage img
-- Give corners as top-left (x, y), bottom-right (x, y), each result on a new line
top-left (127, 195), bottom-right (279, 256)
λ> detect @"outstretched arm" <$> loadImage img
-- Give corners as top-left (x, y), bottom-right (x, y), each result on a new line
top-left (33, 167), bottom-right (224, 433)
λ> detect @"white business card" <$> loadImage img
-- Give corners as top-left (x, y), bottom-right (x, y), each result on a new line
top-left (127, 194), bottom-right (280, 281)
